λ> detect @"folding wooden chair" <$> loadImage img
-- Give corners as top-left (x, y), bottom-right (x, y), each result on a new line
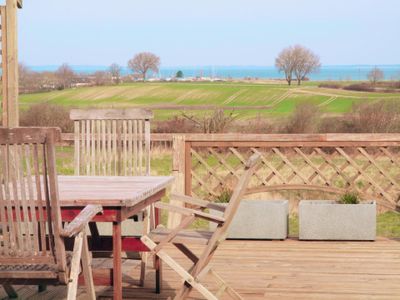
top-left (0, 128), bottom-right (102, 299)
top-left (70, 108), bottom-right (153, 286)
top-left (141, 153), bottom-right (261, 300)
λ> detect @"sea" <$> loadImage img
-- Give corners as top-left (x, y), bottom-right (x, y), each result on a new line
top-left (29, 65), bottom-right (400, 81)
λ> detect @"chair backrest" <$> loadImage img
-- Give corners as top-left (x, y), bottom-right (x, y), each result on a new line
top-left (187, 154), bottom-right (260, 279)
top-left (219, 154), bottom-right (260, 238)
top-left (0, 128), bottom-right (67, 275)
top-left (70, 108), bottom-right (153, 176)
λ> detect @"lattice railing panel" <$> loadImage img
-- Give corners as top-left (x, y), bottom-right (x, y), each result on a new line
top-left (189, 145), bottom-right (400, 210)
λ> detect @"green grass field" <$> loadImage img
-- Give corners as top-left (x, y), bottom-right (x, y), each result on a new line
top-left (20, 82), bottom-right (400, 120)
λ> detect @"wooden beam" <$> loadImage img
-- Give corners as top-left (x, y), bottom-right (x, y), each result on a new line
top-left (2, 0), bottom-right (19, 127)
top-left (1, 5), bottom-right (9, 127)
top-left (168, 135), bottom-right (186, 229)
top-left (70, 108), bottom-right (154, 121)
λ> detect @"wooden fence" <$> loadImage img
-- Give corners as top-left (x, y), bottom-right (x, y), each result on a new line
top-left (61, 133), bottom-right (174, 150)
top-left (61, 133), bottom-right (400, 227)
top-left (169, 133), bottom-right (400, 227)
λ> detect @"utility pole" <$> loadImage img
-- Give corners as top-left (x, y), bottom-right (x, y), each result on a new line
top-left (1, 0), bottom-right (22, 127)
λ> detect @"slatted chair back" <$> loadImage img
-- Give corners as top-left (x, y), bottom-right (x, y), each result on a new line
top-left (70, 108), bottom-right (153, 176)
top-left (217, 153), bottom-right (260, 239)
top-left (0, 128), bottom-right (67, 282)
top-left (140, 154), bottom-right (261, 299)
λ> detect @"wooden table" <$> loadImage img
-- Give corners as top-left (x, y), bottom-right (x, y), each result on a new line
top-left (57, 175), bottom-right (174, 300)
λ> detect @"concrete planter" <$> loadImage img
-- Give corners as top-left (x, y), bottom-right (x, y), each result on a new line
top-left (210, 200), bottom-right (288, 240)
top-left (94, 212), bottom-right (144, 236)
top-left (299, 200), bottom-right (376, 241)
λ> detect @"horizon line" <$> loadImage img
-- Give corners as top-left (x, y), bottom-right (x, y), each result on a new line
top-left (26, 64), bottom-right (400, 68)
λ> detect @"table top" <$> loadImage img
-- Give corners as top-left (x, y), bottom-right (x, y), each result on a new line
top-left (57, 176), bottom-right (174, 207)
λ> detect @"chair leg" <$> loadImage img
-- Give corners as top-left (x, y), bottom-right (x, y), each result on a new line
top-left (173, 283), bottom-right (193, 300)
top-left (155, 255), bottom-right (163, 293)
top-left (139, 254), bottom-right (147, 287)
top-left (2, 284), bottom-right (17, 299)
top-left (139, 207), bottom-right (151, 287)
top-left (209, 269), bottom-right (243, 300)
top-left (141, 236), bottom-right (217, 300)
top-left (38, 284), bottom-right (47, 293)
top-left (81, 231), bottom-right (96, 300)
top-left (67, 231), bottom-right (84, 300)
top-left (88, 222), bottom-right (100, 248)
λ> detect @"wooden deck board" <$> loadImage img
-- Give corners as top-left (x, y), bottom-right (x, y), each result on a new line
top-left (0, 238), bottom-right (398, 299)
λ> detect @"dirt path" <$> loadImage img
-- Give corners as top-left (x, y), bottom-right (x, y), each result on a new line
top-left (136, 104), bottom-right (273, 110)
top-left (295, 88), bottom-right (362, 98)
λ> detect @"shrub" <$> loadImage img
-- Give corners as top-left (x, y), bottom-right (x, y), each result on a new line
top-left (153, 116), bottom-right (197, 133)
top-left (351, 101), bottom-right (400, 133)
top-left (318, 101), bottom-right (400, 134)
top-left (370, 81), bottom-right (400, 92)
top-left (376, 81), bottom-right (400, 89)
top-left (234, 114), bottom-right (275, 134)
top-left (318, 116), bottom-right (342, 133)
top-left (283, 103), bottom-right (320, 134)
top-left (343, 83), bottom-right (375, 92)
top-left (214, 188), bottom-right (233, 203)
top-left (20, 103), bottom-right (73, 133)
top-left (338, 192), bottom-right (360, 204)
top-left (318, 83), bottom-right (342, 89)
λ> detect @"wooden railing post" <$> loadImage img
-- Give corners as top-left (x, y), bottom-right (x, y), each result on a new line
top-left (1, 0), bottom-right (20, 127)
top-left (168, 135), bottom-right (186, 228)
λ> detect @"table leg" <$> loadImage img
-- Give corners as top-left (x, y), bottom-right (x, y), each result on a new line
top-left (155, 256), bottom-right (163, 294)
top-left (155, 206), bottom-right (160, 227)
top-left (89, 222), bottom-right (100, 248)
top-left (154, 206), bottom-right (162, 293)
top-left (113, 222), bottom-right (122, 300)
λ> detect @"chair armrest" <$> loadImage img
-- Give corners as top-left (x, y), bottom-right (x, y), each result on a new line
top-left (61, 204), bottom-right (103, 238)
top-left (170, 193), bottom-right (226, 213)
top-left (155, 202), bottom-right (225, 224)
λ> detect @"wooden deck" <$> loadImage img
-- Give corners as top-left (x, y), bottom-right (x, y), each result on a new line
top-left (1, 238), bottom-right (399, 299)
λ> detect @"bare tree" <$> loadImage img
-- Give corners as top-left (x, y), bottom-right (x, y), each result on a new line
top-left (275, 45), bottom-right (321, 85)
top-left (40, 71), bottom-right (58, 91)
top-left (128, 52), bottom-right (160, 81)
top-left (181, 109), bottom-right (237, 133)
top-left (93, 71), bottom-right (111, 86)
top-left (292, 45), bottom-right (321, 85)
top-left (55, 63), bottom-right (75, 89)
top-left (19, 63), bottom-right (38, 93)
top-left (109, 63), bottom-right (122, 84)
top-left (19, 63), bottom-right (31, 84)
top-left (275, 46), bottom-right (296, 85)
top-left (367, 67), bottom-right (384, 85)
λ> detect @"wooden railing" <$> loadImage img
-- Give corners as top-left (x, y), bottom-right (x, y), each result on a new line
top-left (61, 133), bottom-right (174, 150)
top-left (169, 133), bottom-right (400, 227)
top-left (60, 133), bottom-right (400, 227)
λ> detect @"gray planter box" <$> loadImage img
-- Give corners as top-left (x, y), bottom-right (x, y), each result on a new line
top-left (299, 200), bottom-right (376, 241)
top-left (210, 200), bottom-right (288, 240)
top-left (92, 212), bottom-right (144, 236)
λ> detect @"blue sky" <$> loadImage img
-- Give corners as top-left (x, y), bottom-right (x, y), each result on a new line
top-left (13, 0), bottom-right (400, 66)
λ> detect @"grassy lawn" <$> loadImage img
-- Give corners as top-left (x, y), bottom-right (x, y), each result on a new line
top-left (19, 82), bottom-right (400, 120)
top-left (377, 212), bottom-right (400, 237)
